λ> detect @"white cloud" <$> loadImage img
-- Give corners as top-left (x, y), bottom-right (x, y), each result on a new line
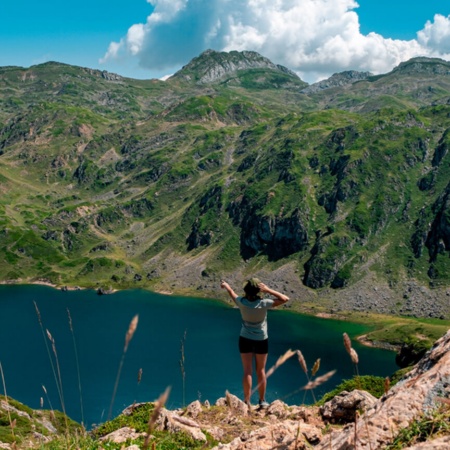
top-left (418, 14), bottom-right (450, 54)
top-left (100, 0), bottom-right (450, 82)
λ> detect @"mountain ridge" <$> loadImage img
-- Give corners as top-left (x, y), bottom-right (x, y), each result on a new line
top-left (0, 51), bottom-right (449, 319)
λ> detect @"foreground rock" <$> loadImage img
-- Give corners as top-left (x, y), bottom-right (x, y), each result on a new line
top-left (316, 330), bottom-right (450, 449)
top-left (320, 389), bottom-right (378, 423)
top-left (139, 332), bottom-right (450, 449)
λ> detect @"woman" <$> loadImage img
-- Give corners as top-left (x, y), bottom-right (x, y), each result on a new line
top-left (221, 278), bottom-right (290, 408)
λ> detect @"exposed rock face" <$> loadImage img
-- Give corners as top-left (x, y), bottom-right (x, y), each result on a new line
top-left (170, 49), bottom-right (301, 84)
top-left (391, 57), bottom-right (450, 76)
top-left (213, 420), bottom-right (322, 450)
top-left (300, 70), bottom-right (372, 94)
top-left (425, 182), bottom-right (450, 263)
top-left (315, 330), bottom-right (450, 450)
top-left (240, 208), bottom-right (309, 260)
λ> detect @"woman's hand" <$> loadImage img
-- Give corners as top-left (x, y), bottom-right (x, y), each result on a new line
top-left (221, 280), bottom-right (238, 301)
top-left (258, 282), bottom-right (289, 306)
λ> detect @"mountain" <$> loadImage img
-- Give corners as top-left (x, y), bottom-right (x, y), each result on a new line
top-left (170, 49), bottom-right (306, 89)
top-left (302, 57), bottom-right (450, 112)
top-left (300, 70), bottom-right (372, 94)
top-left (0, 52), bottom-right (449, 319)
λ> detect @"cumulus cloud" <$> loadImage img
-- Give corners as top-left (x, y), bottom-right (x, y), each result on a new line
top-left (100, 0), bottom-right (450, 82)
top-left (418, 14), bottom-right (450, 55)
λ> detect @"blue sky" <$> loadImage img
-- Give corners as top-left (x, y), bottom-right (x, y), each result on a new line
top-left (1, 0), bottom-right (450, 83)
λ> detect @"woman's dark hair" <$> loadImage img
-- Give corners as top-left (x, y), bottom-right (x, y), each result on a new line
top-left (243, 278), bottom-right (261, 301)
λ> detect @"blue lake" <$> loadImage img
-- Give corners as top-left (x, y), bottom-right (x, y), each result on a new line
top-left (0, 285), bottom-right (398, 429)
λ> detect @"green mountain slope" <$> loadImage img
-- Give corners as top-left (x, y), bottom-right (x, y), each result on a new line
top-left (0, 51), bottom-right (449, 318)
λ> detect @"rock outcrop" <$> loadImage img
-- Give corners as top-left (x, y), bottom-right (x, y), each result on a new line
top-left (316, 330), bottom-right (450, 449)
top-left (300, 70), bottom-right (372, 94)
top-left (170, 49), bottom-right (302, 85)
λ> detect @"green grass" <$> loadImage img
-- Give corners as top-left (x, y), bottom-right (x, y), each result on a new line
top-left (316, 375), bottom-right (387, 406)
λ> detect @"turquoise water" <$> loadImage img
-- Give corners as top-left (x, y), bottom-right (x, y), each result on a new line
top-left (0, 285), bottom-right (398, 428)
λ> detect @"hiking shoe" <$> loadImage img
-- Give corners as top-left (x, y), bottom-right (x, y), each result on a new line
top-left (258, 399), bottom-right (269, 408)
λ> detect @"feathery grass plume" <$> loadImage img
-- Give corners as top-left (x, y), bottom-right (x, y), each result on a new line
top-left (266, 349), bottom-right (296, 378)
top-left (296, 350), bottom-right (308, 374)
top-left (46, 328), bottom-right (69, 432)
top-left (252, 349), bottom-right (296, 396)
top-left (67, 307), bottom-right (85, 428)
top-left (0, 361), bottom-right (15, 441)
top-left (137, 368), bottom-right (143, 385)
top-left (40, 397), bottom-right (44, 408)
top-left (343, 332), bottom-right (352, 355)
top-left (124, 314), bottom-right (139, 352)
top-left (312, 358), bottom-right (321, 377)
top-left (350, 348), bottom-right (359, 365)
top-left (34, 302), bottom-right (62, 407)
top-left (343, 332), bottom-right (360, 379)
top-left (302, 370), bottom-right (336, 390)
top-left (108, 314), bottom-right (139, 421)
top-left (384, 377), bottom-right (391, 395)
top-left (42, 385), bottom-right (56, 421)
top-left (143, 386), bottom-right (171, 450)
top-left (297, 350), bottom-right (312, 403)
top-left (179, 329), bottom-right (187, 407)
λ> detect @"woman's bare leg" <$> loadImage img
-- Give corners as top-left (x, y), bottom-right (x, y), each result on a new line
top-left (255, 353), bottom-right (268, 402)
top-left (240, 352), bottom-right (253, 403)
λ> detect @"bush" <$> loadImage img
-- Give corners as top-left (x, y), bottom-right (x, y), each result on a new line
top-left (316, 375), bottom-right (386, 405)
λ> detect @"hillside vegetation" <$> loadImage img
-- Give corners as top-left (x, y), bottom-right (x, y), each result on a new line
top-left (0, 51), bottom-right (449, 318)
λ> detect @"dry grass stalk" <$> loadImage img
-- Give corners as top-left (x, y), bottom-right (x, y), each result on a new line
top-left (252, 349), bottom-right (296, 396)
top-left (350, 348), bottom-right (359, 365)
top-left (46, 328), bottom-right (69, 432)
top-left (384, 377), bottom-right (390, 394)
top-left (179, 329), bottom-right (187, 407)
top-left (108, 314), bottom-right (140, 421)
top-left (143, 386), bottom-right (171, 450)
top-left (311, 358), bottom-right (321, 377)
top-left (137, 368), bottom-right (143, 384)
top-left (0, 361), bottom-right (15, 441)
top-left (124, 314), bottom-right (139, 352)
top-left (67, 307), bottom-right (85, 427)
top-left (34, 302), bottom-right (62, 413)
top-left (302, 370), bottom-right (336, 390)
top-left (343, 332), bottom-right (352, 355)
top-left (296, 350), bottom-right (308, 374)
top-left (266, 349), bottom-right (296, 378)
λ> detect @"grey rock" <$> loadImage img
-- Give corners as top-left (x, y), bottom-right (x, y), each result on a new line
top-left (320, 389), bottom-right (377, 423)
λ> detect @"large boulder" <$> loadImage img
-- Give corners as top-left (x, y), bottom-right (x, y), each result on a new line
top-left (320, 389), bottom-right (378, 423)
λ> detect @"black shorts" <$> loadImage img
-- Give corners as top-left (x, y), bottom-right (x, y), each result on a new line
top-left (239, 336), bottom-right (269, 354)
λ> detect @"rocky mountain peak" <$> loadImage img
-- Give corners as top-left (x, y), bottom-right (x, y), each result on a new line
top-left (300, 70), bottom-right (372, 94)
top-left (390, 57), bottom-right (450, 76)
top-left (170, 49), bottom-right (301, 84)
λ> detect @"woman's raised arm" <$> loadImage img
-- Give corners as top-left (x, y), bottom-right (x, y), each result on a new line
top-left (258, 283), bottom-right (290, 307)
